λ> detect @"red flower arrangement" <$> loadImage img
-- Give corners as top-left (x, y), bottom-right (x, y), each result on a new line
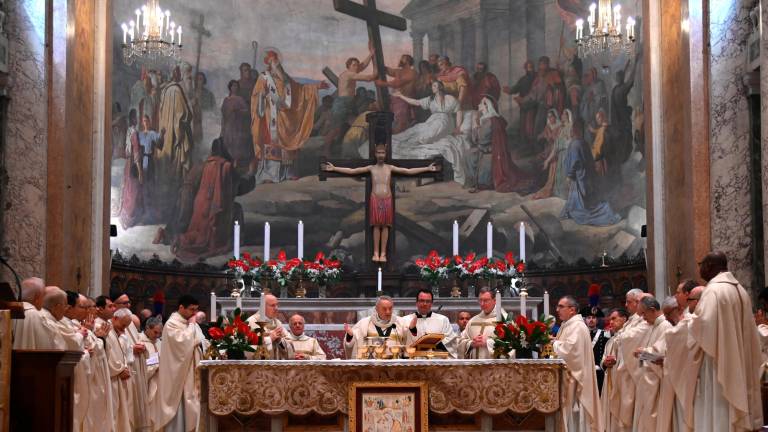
top-left (493, 314), bottom-right (554, 358)
top-left (227, 250), bottom-right (343, 287)
top-left (207, 308), bottom-right (262, 359)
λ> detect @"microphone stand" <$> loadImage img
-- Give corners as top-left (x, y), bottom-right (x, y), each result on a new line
top-left (0, 255), bottom-right (23, 302)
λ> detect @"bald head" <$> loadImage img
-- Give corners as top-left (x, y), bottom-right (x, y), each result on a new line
top-left (375, 296), bottom-right (394, 321)
top-left (263, 294), bottom-right (279, 319)
top-left (699, 251), bottom-right (728, 282)
top-left (42, 286), bottom-right (68, 320)
top-left (688, 286), bottom-right (704, 313)
top-left (662, 297), bottom-right (681, 325)
top-left (21, 277), bottom-right (45, 309)
top-left (289, 314), bottom-right (305, 336)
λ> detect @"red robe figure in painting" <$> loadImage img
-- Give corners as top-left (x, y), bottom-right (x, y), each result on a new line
top-left (472, 62), bottom-right (501, 108)
top-left (174, 138), bottom-right (237, 260)
top-left (436, 56), bottom-right (474, 112)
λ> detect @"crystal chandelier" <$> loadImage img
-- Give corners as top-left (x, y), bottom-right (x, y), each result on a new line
top-left (574, 0), bottom-right (636, 58)
top-left (120, 0), bottom-right (182, 66)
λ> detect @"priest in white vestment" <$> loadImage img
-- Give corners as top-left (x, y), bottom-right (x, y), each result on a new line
top-left (656, 291), bottom-right (702, 432)
top-left (112, 293), bottom-right (151, 432)
top-left (344, 295), bottom-right (409, 359)
top-left (688, 252), bottom-right (763, 432)
top-left (140, 315), bottom-right (163, 423)
top-left (600, 308), bottom-right (630, 432)
top-left (286, 314), bottom-right (326, 360)
top-left (633, 296), bottom-right (673, 432)
top-left (11, 277), bottom-right (46, 349)
top-left (38, 286), bottom-right (78, 350)
top-left (458, 287), bottom-right (505, 359)
top-left (106, 309), bottom-right (134, 432)
top-left (614, 288), bottom-right (650, 428)
top-left (62, 290), bottom-right (92, 432)
top-left (155, 295), bottom-right (204, 432)
top-left (553, 295), bottom-right (602, 432)
top-left (246, 294), bottom-right (293, 359)
top-left (402, 289), bottom-right (457, 358)
top-left (81, 295), bottom-right (115, 432)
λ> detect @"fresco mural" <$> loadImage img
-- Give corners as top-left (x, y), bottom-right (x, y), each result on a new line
top-left (109, 0), bottom-right (646, 272)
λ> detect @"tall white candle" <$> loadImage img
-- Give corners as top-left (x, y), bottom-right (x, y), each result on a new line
top-left (177, 26), bottom-right (182, 45)
top-left (519, 222), bottom-right (526, 262)
top-left (264, 222), bottom-right (271, 261)
top-left (543, 290), bottom-right (550, 318)
top-left (452, 220), bottom-right (459, 256)
top-left (521, 294), bottom-right (527, 318)
top-left (494, 289), bottom-right (502, 320)
top-left (210, 292), bottom-right (217, 319)
top-left (377, 267), bottom-right (382, 292)
top-left (486, 221), bottom-right (493, 259)
top-left (236, 295), bottom-right (242, 310)
top-left (297, 220), bottom-right (304, 260)
top-left (233, 220), bottom-right (240, 259)
top-left (259, 292), bottom-right (266, 319)
top-left (135, 9), bottom-right (141, 33)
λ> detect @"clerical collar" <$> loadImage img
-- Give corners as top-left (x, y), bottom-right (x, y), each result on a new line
top-left (416, 312), bottom-right (432, 319)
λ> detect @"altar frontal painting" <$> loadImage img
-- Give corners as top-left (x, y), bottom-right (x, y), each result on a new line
top-left (350, 381), bottom-right (428, 432)
top-left (109, 0), bottom-right (646, 271)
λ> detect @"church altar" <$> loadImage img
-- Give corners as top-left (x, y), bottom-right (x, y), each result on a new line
top-left (198, 358), bottom-right (565, 432)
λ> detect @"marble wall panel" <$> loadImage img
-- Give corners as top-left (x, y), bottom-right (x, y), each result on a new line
top-left (709, 0), bottom-right (754, 289)
top-left (1, 0), bottom-right (48, 280)
top-left (761, 0), bottom-right (768, 287)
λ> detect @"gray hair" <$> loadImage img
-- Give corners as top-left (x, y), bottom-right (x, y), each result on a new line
top-left (640, 296), bottom-right (660, 311)
top-left (661, 297), bottom-right (678, 312)
top-left (376, 295), bottom-right (394, 306)
top-left (289, 314), bottom-right (305, 324)
top-left (561, 295), bottom-right (579, 309)
top-left (21, 277), bottom-right (44, 302)
top-left (41, 287), bottom-right (66, 310)
top-left (145, 315), bottom-right (163, 329)
top-left (626, 288), bottom-right (644, 300)
top-left (114, 308), bottom-right (132, 319)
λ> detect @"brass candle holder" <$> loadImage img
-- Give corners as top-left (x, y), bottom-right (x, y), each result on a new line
top-left (253, 321), bottom-right (271, 360)
top-left (295, 275), bottom-right (306, 298)
top-left (450, 275), bottom-right (462, 298)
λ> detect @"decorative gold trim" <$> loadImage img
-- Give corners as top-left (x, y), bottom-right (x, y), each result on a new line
top-left (348, 381), bottom-right (428, 432)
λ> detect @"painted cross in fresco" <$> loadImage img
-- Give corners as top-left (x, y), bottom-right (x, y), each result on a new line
top-left (332, 0), bottom-right (407, 112)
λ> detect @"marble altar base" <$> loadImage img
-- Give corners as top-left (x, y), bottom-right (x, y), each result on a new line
top-left (198, 359), bottom-right (564, 432)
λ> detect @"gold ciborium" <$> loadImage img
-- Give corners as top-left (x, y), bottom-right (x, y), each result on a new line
top-left (252, 321), bottom-right (271, 360)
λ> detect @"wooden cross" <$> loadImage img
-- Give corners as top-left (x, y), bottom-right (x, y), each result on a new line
top-left (190, 14), bottom-right (211, 82)
top-left (319, 112), bottom-right (443, 271)
top-left (333, 0), bottom-right (407, 112)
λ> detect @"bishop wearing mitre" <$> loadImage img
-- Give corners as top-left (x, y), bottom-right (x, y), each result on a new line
top-left (457, 287), bottom-right (504, 359)
top-left (553, 295), bottom-right (602, 432)
top-left (344, 295), bottom-right (409, 359)
top-left (246, 293), bottom-right (293, 359)
top-left (286, 314), bottom-right (326, 360)
top-left (688, 252), bottom-right (763, 432)
top-left (402, 289), bottom-right (457, 358)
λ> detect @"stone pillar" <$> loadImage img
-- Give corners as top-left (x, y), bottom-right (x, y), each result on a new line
top-left (760, 0), bottom-right (768, 286)
top-left (411, 31), bottom-right (424, 63)
top-left (708, 0), bottom-right (754, 290)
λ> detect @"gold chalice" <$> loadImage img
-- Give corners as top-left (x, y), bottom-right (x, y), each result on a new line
top-left (390, 345), bottom-right (402, 359)
top-left (358, 347), bottom-right (369, 360)
top-left (406, 346), bottom-right (417, 359)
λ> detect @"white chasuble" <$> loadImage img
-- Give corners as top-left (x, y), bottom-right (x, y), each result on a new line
top-left (457, 310), bottom-right (503, 359)
top-left (246, 312), bottom-right (293, 359)
top-left (344, 313), bottom-right (409, 359)
top-left (401, 312), bottom-right (458, 358)
top-left (285, 333), bottom-right (326, 360)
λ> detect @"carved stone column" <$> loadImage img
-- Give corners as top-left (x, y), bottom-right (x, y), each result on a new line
top-left (411, 30), bottom-right (424, 63)
top-left (474, 10), bottom-right (488, 64)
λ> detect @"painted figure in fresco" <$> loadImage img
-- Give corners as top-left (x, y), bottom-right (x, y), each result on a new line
top-left (324, 47), bottom-right (375, 156)
top-left (323, 144), bottom-right (439, 263)
top-left (120, 113), bottom-right (164, 229)
top-left (412, 60), bottom-right (435, 123)
top-left (436, 56), bottom-right (474, 120)
top-left (503, 61), bottom-right (537, 144)
top-left (236, 62), bottom-right (257, 109)
top-left (560, 120), bottom-right (621, 226)
top-left (534, 109), bottom-right (573, 199)
top-left (156, 65), bottom-right (194, 220)
top-left (250, 49), bottom-right (328, 183)
top-left (221, 80), bottom-right (254, 173)
top-left (531, 56), bottom-right (567, 144)
top-left (375, 54), bottom-right (418, 133)
top-left (191, 72), bottom-right (216, 147)
top-left (174, 138), bottom-right (242, 261)
top-left (471, 62), bottom-right (500, 108)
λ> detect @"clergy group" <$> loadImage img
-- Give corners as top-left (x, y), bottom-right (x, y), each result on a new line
top-left (10, 250), bottom-right (766, 431)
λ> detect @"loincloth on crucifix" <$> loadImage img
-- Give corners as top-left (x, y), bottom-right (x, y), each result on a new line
top-left (369, 193), bottom-right (393, 227)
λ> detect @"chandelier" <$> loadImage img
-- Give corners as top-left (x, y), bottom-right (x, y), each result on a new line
top-left (574, 0), bottom-right (636, 58)
top-left (120, 0), bottom-right (182, 66)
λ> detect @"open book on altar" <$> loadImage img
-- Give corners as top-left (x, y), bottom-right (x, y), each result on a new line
top-left (409, 333), bottom-right (450, 358)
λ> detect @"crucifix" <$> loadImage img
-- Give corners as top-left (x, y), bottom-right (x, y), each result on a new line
top-left (332, 0), bottom-right (407, 112)
top-left (190, 14), bottom-right (211, 85)
top-left (319, 112), bottom-right (443, 270)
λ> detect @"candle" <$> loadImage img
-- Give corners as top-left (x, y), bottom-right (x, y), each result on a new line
top-left (210, 292), bottom-right (217, 319)
top-left (452, 220), bottom-right (459, 256)
top-left (259, 292), bottom-right (266, 319)
top-left (233, 220), bottom-right (240, 259)
top-left (297, 220), bottom-right (304, 260)
top-left (121, 23), bottom-right (127, 44)
top-left (520, 293), bottom-right (527, 318)
top-left (589, 3), bottom-right (596, 24)
top-left (236, 295), bottom-right (242, 310)
top-left (486, 221), bottom-right (493, 259)
top-left (165, 11), bottom-right (171, 37)
top-left (544, 290), bottom-right (550, 318)
top-left (264, 222), bottom-right (271, 261)
top-left (519, 222), bottom-right (526, 262)
top-left (613, 5), bottom-right (621, 30)
top-left (377, 267), bottom-right (382, 292)
top-left (135, 9), bottom-right (141, 33)
top-left (494, 289), bottom-right (502, 320)
top-left (575, 19), bottom-right (584, 39)
top-left (177, 26), bottom-right (182, 45)
top-left (169, 21), bottom-right (175, 43)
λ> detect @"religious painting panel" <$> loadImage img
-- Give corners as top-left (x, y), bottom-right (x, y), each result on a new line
top-left (349, 381), bottom-right (428, 432)
top-left (109, 0), bottom-right (646, 273)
